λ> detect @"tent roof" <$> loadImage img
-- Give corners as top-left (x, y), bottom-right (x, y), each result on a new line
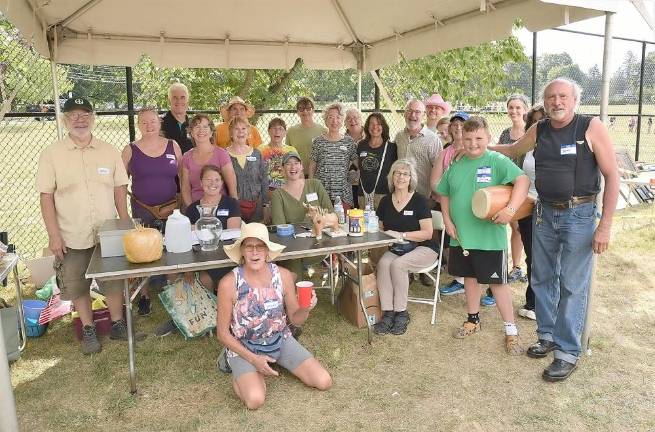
top-left (1, 0), bottom-right (619, 71)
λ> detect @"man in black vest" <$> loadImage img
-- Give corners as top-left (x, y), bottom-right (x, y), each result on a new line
top-left (492, 78), bottom-right (619, 382)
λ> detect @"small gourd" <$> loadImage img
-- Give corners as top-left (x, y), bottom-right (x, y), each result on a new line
top-left (122, 225), bottom-right (163, 263)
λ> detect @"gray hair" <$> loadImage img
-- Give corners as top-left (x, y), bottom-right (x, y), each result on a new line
top-left (404, 99), bottom-right (425, 112)
top-left (542, 78), bottom-right (582, 110)
top-left (322, 102), bottom-right (346, 123)
top-left (387, 159), bottom-right (418, 193)
top-left (506, 94), bottom-right (529, 109)
top-left (168, 82), bottom-right (189, 101)
top-left (345, 108), bottom-right (362, 121)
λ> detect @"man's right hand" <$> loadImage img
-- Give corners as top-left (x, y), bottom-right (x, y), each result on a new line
top-left (49, 235), bottom-right (67, 260)
top-left (444, 221), bottom-right (458, 241)
top-left (252, 354), bottom-right (279, 376)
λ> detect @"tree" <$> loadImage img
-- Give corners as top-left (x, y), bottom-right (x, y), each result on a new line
top-left (610, 51), bottom-right (641, 104)
top-left (0, 15), bottom-right (72, 118)
top-left (503, 59), bottom-right (532, 98)
top-left (378, 36), bottom-right (527, 108)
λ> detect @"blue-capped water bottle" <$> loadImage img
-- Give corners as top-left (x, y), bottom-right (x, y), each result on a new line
top-left (334, 196), bottom-right (345, 224)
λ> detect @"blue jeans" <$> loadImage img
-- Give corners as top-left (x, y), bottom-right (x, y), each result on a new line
top-left (531, 201), bottom-right (596, 364)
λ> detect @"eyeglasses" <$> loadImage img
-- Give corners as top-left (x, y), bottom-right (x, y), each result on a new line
top-left (243, 243), bottom-right (267, 253)
top-left (393, 171), bottom-right (411, 178)
top-left (66, 112), bottom-right (92, 121)
top-left (297, 106), bottom-right (313, 112)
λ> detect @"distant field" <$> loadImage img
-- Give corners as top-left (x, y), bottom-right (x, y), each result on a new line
top-left (1, 109), bottom-right (654, 257)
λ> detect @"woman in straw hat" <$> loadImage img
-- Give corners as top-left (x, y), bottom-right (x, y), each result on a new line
top-left (215, 96), bottom-right (263, 149)
top-left (217, 223), bottom-right (332, 409)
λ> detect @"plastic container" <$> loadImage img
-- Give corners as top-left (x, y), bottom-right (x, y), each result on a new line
top-left (334, 196), bottom-right (345, 224)
top-left (22, 300), bottom-right (48, 338)
top-left (165, 209), bottom-right (193, 253)
top-left (98, 218), bottom-right (136, 257)
top-left (347, 209), bottom-right (365, 236)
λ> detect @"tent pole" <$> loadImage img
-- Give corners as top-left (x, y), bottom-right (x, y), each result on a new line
top-left (599, 12), bottom-right (614, 123)
top-left (531, 32), bottom-right (537, 105)
top-left (582, 11), bottom-right (614, 356)
top-left (0, 318), bottom-right (19, 432)
top-left (50, 60), bottom-right (64, 140)
top-left (357, 70), bottom-right (362, 110)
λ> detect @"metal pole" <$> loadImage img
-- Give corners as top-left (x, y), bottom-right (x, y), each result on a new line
top-left (583, 11), bottom-right (614, 355)
top-left (374, 69), bottom-right (380, 110)
top-left (50, 60), bottom-right (64, 140)
top-left (357, 70), bottom-right (362, 111)
top-left (599, 12), bottom-right (615, 123)
top-left (0, 316), bottom-right (19, 432)
top-left (635, 41), bottom-right (646, 161)
top-left (531, 32), bottom-right (538, 105)
top-left (123, 279), bottom-right (137, 394)
top-left (355, 250), bottom-right (371, 344)
top-left (126, 67), bottom-right (136, 142)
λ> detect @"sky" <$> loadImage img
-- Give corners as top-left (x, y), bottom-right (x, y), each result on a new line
top-left (515, 1), bottom-right (655, 73)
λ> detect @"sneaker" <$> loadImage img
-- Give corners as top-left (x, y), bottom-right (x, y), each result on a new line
top-left (453, 321), bottom-right (481, 339)
top-left (390, 311), bottom-right (410, 335)
top-left (440, 280), bottom-right (465, 296)
top-left (505, 335), bottom-right (525, 355)
top-left (518, 308), bottom-right (536, 320)
top-left (373, 311), bottom-right (395, 335)
top-left (137, 296), bottom-right (151, 317)
top-left (110, 319), bottom-right (128, 340)
top-left (217, 348), bottom-right (232, 374)
top-left (154, 319), bottom-right (177, 337)
top-left (508, 266), bottom-right (524, 283)
top-left (480, 295), bottom-right (496, 307)
top-left (81, 325), bottom-right (101, 355)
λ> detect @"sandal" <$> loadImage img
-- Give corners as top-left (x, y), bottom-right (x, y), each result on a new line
top-left (390, 311), bottom-right (410, 335)
top-left (373, 311), bottom-right (395, 335)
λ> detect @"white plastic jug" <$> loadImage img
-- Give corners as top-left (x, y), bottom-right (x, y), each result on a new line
top-left (164, 209), bottom-right (193, 253)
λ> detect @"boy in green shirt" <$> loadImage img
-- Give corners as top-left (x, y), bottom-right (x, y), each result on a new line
top-left (436, 116), bottom-right (529, 355)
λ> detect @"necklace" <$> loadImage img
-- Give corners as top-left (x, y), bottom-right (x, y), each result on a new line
top-left (393, 192), bottom-right (410, 206)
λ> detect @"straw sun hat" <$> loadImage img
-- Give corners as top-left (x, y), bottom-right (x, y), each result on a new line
top-left (220, 96), bottom-right (255, 121)
top-left (223, 223), bottom-right (285, 264)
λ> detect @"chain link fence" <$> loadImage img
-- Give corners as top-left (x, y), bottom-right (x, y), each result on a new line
top-left (3, 20), bottom-right (655, 257)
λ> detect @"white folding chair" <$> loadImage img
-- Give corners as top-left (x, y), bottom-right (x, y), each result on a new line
top-left (408, 210), bottom-right (445, 325)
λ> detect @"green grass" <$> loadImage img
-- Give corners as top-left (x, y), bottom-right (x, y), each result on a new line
top-left (3, 205), bottom-right (655, 431)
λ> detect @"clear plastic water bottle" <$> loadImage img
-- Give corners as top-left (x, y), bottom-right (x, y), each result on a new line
top-left (364, 205), bottom-right (371, 228)
top-left (334, 196), bottom-right (345, 224)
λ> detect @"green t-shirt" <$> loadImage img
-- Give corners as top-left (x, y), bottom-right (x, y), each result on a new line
top-left (285, 123), bottom-right (327, 176)
top-left (436, 150), bottom-right (523, 251)
top-left (271, 178), bottom-right (334, 225)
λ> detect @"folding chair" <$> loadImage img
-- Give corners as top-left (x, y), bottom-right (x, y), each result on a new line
top-left (408, 210), bottom-right (446, 325)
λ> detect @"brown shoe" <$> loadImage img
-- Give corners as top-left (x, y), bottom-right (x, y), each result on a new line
top-left (505, 335), bottom-right (525, 355)
top-left (453, 321), bottom-right (481, 339)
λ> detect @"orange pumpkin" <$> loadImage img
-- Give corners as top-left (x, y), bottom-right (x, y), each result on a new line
top-left (122, 226), bottom-right (163, 263)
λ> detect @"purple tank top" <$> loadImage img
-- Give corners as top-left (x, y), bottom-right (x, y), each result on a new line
top-left (129, 140), bottom-right (178, 206)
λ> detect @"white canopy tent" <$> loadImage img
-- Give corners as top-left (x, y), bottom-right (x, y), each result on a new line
top-left (2, 0), bottom-right (651, 428)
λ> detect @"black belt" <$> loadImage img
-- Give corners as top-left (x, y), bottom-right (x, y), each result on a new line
top-left (541, 195), bottom-right (596, 209)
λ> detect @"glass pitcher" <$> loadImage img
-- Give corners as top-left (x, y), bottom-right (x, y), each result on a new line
top-left (195, 205), bottom-right (223, 251)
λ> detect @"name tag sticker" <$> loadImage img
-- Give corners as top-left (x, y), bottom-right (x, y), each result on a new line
top-left (476, 166), bottom-right (491, 183)
top-left (246, 155), bottom-right (257, 162)
top-left (561, 144), bottom-right (577, 155)
top-left (339, 146), bottom-right (348, 151)
top-left (216, 209), bottom-right (229, 216)
top-left (97, 167), bottom-right (110, 175)
top-left (403, 210), bottom-right (414, 216)
top-left (359, 151), bottom-right (368, 157)
top-left (165, 154), bottom-right (176, 159)
top-left (264, 300), bottom-right (280, 310)
top-left (306, 192), bottom-right (318, 202)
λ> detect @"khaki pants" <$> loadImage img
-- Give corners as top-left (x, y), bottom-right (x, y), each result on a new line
top-left (54, 247), bottom-right (122, 301)
top-left (376, 247), bottom-right (439, 312)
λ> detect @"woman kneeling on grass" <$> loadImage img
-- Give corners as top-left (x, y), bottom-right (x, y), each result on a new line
top-left (217, 223), bottom-right (332, 409)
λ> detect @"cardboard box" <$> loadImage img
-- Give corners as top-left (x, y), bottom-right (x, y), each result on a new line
top-left (25, 252), bottom-right (55, 288)
top-left (337, 260), bottom-right (381, 328)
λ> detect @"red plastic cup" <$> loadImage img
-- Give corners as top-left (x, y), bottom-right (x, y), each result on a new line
top-left (296, 281), bottom-right (314, 308)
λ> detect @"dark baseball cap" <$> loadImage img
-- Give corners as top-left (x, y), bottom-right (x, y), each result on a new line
top-left (63, 97), bottom-right (94, 113)
top-left (282, 152), bottom-right (302, 164)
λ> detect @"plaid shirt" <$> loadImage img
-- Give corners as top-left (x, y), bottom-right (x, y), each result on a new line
top-left (394, 125), bottom-right (442, 197)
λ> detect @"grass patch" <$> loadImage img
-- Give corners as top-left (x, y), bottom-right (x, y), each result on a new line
top-left (4, 205), bottom-right (655, 431)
